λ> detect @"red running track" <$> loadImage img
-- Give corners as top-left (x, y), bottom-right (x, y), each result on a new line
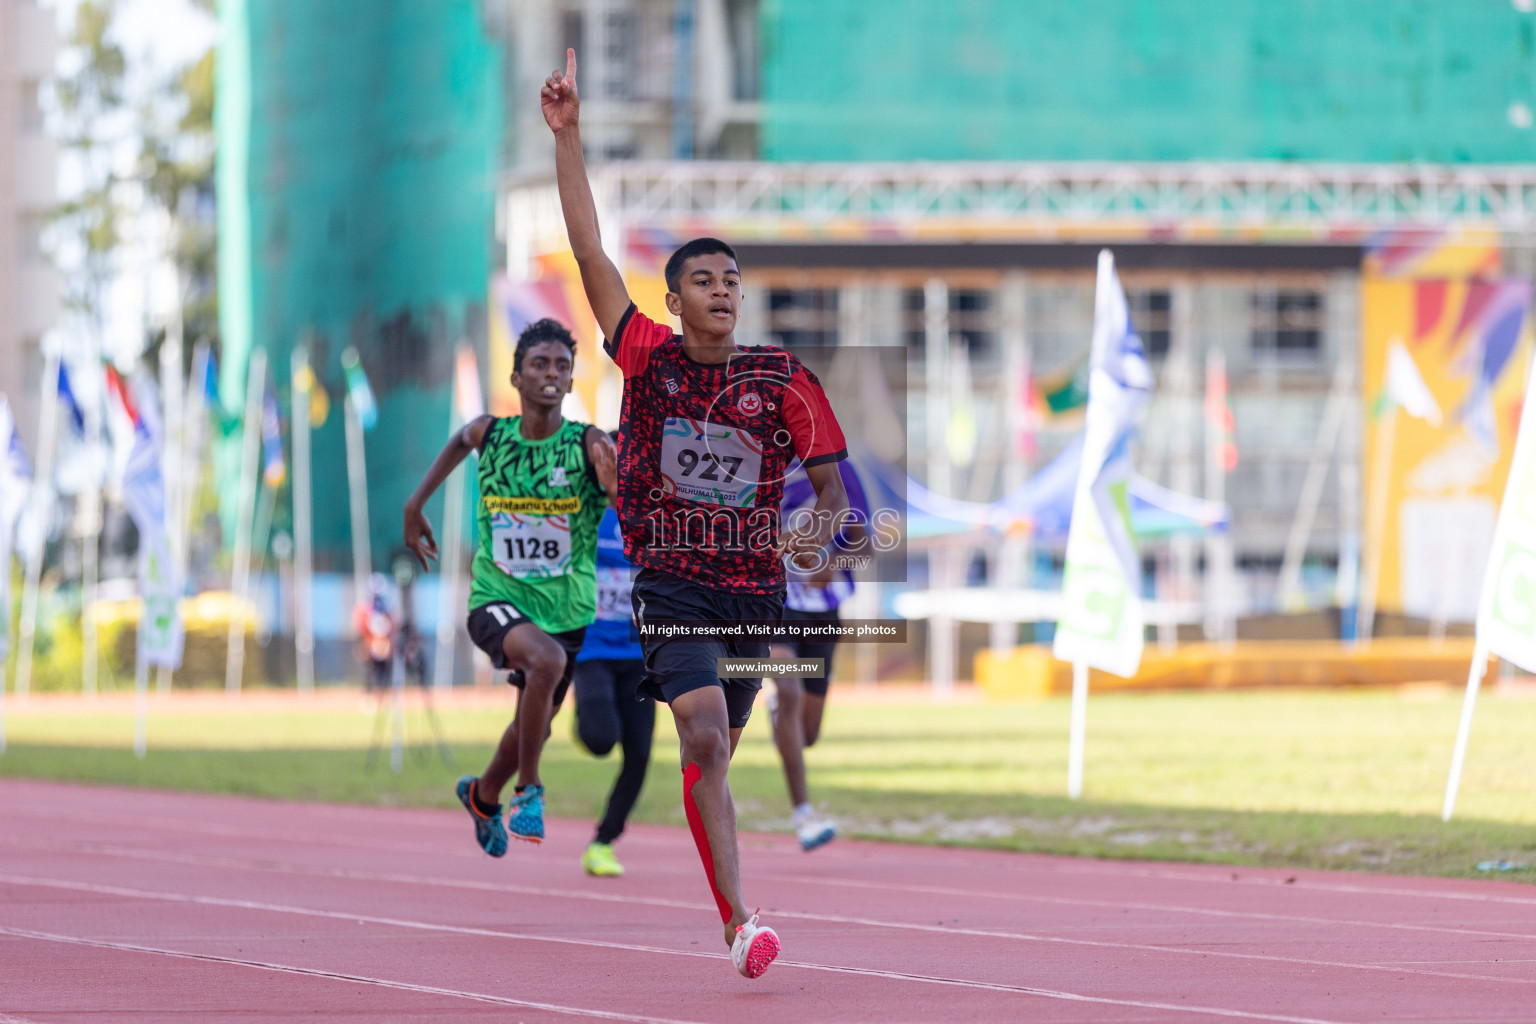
top-left (2, 778), bottom-right (1535, 1023)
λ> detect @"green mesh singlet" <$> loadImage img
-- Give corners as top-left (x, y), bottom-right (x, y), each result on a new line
top-left (469, 417), bottom-right (607, 634)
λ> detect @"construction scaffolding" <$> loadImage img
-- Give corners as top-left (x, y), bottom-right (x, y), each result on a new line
top-left (504, 162), bottom-right (1536, 256)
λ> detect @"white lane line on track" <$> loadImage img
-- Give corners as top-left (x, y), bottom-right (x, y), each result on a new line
top-left (0, 926), bottom-right (708, 1024)
top-left (13, 796), bottom-right (1536, 911)
top-left (6, 837), bottom-right (1536, 988)
top-left (0, 875), bottom-right (1353, 1024)
top-left (36, 835), bottom-right (1511, 951)
top-left (772, 959), bottom-right (1353, 1024)
top-left (977, 858), bottom-right (1536, 908)
top-left (748, 871), bottom-right (1536, 944)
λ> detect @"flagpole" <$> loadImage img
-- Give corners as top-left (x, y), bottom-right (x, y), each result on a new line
top-left (81, 375), bottom-right (101, 698)
top-left (0, 403), bottom-right (18, 750)
top-left (1067, 661), bottom-right (1088, 798)
top-left (1203, 348), bottom-right (1235, 646)
top-left (156, 313), bottom-right (185, 696)
top-left (181, 342), bottom-right (211, 564)
top-left (291, 345), bottom-right (315, 695)
top-left (1337, 364), bottom-right (1363, 644)
top-left (1, 527), bottom-right (7, 752)
top-left (344, 392), bottom-right (372, 611)
top-left (1357, 405), bottom-right (1398, 646)
top-left (249, 479), bottom-right (276, 643)
top-left (1442, 641), bottom-right (1489, 821)
top-left (226, 348), bottom-right (266, 696)
top-left (15, 350), bottom-right (63, 702)
top-left (991, 272), bottom-right (1029, 656)
top-left (0, 501), bottom-right (13, 754)
top-left (134, 631), bottom-right (149, 758)
top-left (1054, 250), bottom-right (1149, 799)
top-left (390, 636), bottom-right (406, 775)
top-left (435, 344), bottom-right (480, 692)
top-left (1277, 358), bottom-right (1351, 610)
top-left (433, 450), bottom-right (465, 693)
top-left (923, 278), bottom-right (955, 699)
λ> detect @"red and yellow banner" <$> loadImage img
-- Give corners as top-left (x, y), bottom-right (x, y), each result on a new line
top-left (1362, 231), bottom-right (1532, 622)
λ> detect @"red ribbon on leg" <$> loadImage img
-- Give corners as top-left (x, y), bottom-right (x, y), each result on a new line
top-left (683, 762), bottom-right (733, 924)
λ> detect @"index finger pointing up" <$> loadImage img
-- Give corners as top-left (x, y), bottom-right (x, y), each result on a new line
top-left (565, 47), bottom-right (577, 84)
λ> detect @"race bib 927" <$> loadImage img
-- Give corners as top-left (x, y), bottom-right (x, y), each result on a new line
top-left (659, 417), bottom-right (763, 508)
top-left (491, 514), bottom-right (572, 578)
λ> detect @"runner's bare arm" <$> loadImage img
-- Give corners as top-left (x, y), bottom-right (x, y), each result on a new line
top-left (404, 415), bottom-right (494, 570)
top-left (585, 425), bottom-right (619, 506)
top-left (777, 461), bottom-right (849, 570)
top-left (545, 49), bottom-right (631, 344)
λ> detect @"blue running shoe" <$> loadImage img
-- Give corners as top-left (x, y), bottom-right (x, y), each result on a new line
top-left (456, 776), bottom-right (507, 857)
top-left (507, 783), bottom-right (546, 843)
top-left (796, 812), bottom-right (836, 852)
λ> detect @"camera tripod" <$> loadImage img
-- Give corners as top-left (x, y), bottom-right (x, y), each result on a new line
top-left (365, 652), bottom-right (456, 775)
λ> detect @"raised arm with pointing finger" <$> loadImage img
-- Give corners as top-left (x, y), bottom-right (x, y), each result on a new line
top-left (543, 49), bottom-right (632, 344)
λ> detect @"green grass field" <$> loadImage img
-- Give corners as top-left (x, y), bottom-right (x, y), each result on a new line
top-left (4, 687), bottom-right (1535, 879)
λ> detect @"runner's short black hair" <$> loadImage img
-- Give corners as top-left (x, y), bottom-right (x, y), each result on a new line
top-left (514, 318), bottom-right (576, 372)
top-left (664, 237), bottom-right (739, 293)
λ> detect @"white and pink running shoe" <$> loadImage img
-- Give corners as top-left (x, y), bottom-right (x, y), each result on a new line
top-left (731, 910), bottom-right (780, 979)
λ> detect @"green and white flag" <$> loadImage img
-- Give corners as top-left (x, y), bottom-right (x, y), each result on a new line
top-left (118, 374), bottom-right (184, 669)
top-left (1445, 353), bottom-right (1536, 818)
top-left (1053, 250), bottom-right (1153, 678)
top-left (1475, 357), bottom-right (1536, 668)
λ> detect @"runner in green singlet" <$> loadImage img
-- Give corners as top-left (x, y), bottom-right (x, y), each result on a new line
top-left (404, 318), bottom-right (617, 850)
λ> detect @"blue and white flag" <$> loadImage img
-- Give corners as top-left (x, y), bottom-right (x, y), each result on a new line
top-left (56, 362), bottom-right (86, 436)
top-left (117, 374), bottom-right (184, 670)
top-left (1052, 250), bottom-right (1153, 677)
top-left (0, 396), bottom-right (32, 661)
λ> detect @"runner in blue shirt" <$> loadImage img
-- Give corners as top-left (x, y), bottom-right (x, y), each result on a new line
top-left (571, 500), bottom-right (653, 876)
top-left (769, 459), bottom-right (869, 851)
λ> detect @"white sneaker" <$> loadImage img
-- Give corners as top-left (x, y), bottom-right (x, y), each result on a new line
top-left (795, 814), bottom-right (836, 852)
top-left (731, 909), bottom-right (780, 979)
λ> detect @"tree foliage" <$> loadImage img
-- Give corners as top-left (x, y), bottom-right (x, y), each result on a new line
top-left (51, 0), bottom-right (128, 334)
top-left (51, 0), bottom-right (218, 367)
top-left (140, 43), bottom-right (218, 360)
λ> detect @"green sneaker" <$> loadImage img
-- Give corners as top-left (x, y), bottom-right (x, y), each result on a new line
top-left (581, 841), bottom-right (624, 877)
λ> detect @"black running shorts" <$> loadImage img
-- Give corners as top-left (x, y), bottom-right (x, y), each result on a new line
top-left (776, 607), bottom-right (839, 697)
top-left (630, 568), bottom-right (783, 729)
top-left (466, 601), bottom-right (586, 710)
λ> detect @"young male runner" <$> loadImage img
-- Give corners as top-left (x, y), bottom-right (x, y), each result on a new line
top-left (404, 318), bottom-right (616, 850)
top-left (571, 501), bottom-right (653, 877)
top-left (545, 49), bottom-right (850, 979)
top-left (769, 459), bottom-right (869, 851)
top-left (770, 560), bottom-right (852, 850)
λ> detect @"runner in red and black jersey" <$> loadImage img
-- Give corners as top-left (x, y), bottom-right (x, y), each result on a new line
top-left (544, 49), bottom-right (849, 979)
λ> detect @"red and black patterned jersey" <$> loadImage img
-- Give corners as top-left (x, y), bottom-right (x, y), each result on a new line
top-left (605, 304), bottom-right (847, 595)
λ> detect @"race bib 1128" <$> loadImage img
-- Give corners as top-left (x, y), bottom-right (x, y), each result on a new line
top-left (659, 417), bottom-right (763, 508)
top-left (491, 514), bottom-right (572, 578)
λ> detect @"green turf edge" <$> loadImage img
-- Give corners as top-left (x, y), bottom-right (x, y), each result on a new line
top-left (5, 741), bottom-right (1534, 883)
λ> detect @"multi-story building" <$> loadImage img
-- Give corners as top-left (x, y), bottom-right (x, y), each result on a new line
top-left (0, 0), bottom-right (59, 452)
top-left (501, 0), bottom-right (1536, 663)
top-left (218, 0), bottom-right (1536, 679)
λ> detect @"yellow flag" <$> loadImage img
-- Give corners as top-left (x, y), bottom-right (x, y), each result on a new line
top-left (293, 363), bottom-right (331, 428)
